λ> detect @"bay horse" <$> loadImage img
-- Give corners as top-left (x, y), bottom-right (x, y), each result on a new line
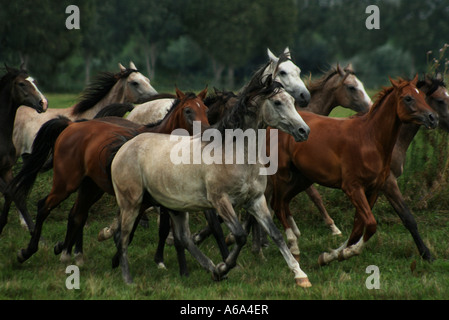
top-left (10, 88), bottom-right (210, 267)
top-left (126, 47), bottom-right (311, 126)
top-left (268, 75), bottom-right (437, 264)
top-left (9, 62), bottom-right (157, 233)
top-left (100, 72), bottom-right (313, 287)
top-left (0, 65), bottom-right (48, 235)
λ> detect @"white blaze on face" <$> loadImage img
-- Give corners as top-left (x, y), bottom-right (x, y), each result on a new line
top-left (355, 78), bottom-right (373, 106)
top-left (26, 76), bottom-right (48, 109)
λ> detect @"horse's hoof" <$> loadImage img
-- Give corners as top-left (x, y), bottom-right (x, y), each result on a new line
top-left (74, 253), bottom-right (84, 266)
top-left (60, 251), bottom-right (72, 264)
top-left (17, 249), bottom-right (27, 263)
top-left (318, 253), bottom-right (328, 266)
top-left (212, 263), bottom-right (228, 281)
top-left (54, 242), bottom-right (63, 255)
top-left (157, 262), bottom-right (167, 270)
top-left (97, 228), bottom-right (112, 242)
top-left (295, 277), bottom-right (312, 288)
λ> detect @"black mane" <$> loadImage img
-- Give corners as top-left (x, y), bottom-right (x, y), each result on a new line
top-left (72, 68), bottom-right (137, 115)
top-left (0, 66), bottom-right (28, 90)
top-left (214, 70), bottom-right (283, 136)
top-left (417, 77), bottom-right (446, 97)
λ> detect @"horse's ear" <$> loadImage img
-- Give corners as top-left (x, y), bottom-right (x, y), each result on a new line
top-left (411, 74), bottom-right (419, 86)
top-left (435, 72), bottom-right (443, 81)
top-left (336, 64), bottom-right (345, 77)
top-left (175, 86), bottom-right (185, 100)
top-left (283, 47), bottom-right (291, 59)
top-left (19, 62), bottom-right (27, 71)
top-left (344, 63), bottom-right (354, 73)
top-left (267, 48), bottom-right (279, 63)
top-left (129, 61), bottom-right (137, 70)
top-left (389, 76), bottom-right (400, 88)
top-left (118, 63), bottom-right (126, 72)
top-left (4, 63), bottom-right (13, 73)
top-left (198, 86), bottom-right (208, 100)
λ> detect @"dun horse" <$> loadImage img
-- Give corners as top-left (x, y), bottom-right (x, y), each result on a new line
top-left (99, 72), bottom-right (313, 287)
top-left (268, 76), bottom-right (437, 264)
top-left (0, 65), bottom-right (48, 235)
top-left (9, 62), bottom-right (157, 233)
top-left (9, 88), bottom-right (210, 267)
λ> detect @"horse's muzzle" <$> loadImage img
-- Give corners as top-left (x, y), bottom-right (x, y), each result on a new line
top-left (293, 125), bottom-right (310, 142)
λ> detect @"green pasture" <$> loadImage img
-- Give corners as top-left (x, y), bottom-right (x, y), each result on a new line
top-left (1, 92), bottom-right (448, 301)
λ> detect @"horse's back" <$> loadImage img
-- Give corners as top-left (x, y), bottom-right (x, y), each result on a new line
top-left (127, 99), bottom-right (174, 125)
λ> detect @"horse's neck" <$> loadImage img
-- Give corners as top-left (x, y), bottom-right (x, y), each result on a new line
top-left (394, 123), bottom-right (421, 160)
top-left (78, 82), bottom-right (126, 119)
top-left (301, 85), bottom-right (336, 115)
top-left (365, 93), bottom-right (403, 160)
top-left (0, 89), bottom-right (17, 138)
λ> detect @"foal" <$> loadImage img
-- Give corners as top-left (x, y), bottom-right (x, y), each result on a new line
top-left (101, 73), bottom-right (313, 287)
top-left (269, 76), bottom-right (437, 263)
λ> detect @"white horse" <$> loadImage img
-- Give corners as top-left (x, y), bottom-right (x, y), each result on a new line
top-left (126, 47), bottom-right (310, 125)
top-left (100, 71), bottom-right (313, 287)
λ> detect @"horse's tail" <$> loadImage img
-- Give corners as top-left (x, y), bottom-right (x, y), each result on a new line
top-left (7, 116), bottom-right (72, 201)
top-left (94, 103), bottom-right (135, 119)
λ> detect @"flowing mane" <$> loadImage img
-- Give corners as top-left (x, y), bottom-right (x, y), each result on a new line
top-left (417, 77), bottom-right (446, 96)
top-left (72, 68), bottom-right (138, 116)
top-left (307, 65), bottom-right (355, 94)
top-left (215, 71), bottom-right (283, 136)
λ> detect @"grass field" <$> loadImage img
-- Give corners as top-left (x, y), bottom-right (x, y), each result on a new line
top-left (1, 93), bottom-right (448, 302)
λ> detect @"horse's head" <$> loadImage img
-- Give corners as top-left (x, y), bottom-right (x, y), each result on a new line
top-left (173, 86), bottom-right (210, 134)
top-left (332, 64), bottom-right (372, 113)
top-left (391, 75), bottom-right (438, 129)
top-left (417, 75), bottom-right (449, 132)
top-left (120, 62), bottom-right (158, 104)
top-left (257, 76), bottom-right (310, 142)
top-left (267, 47), bottom-right (311, 107)
top-left (3, 64), bottom-right (48, 113)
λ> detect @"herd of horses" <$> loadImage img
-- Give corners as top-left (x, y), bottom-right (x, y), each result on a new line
top-left (0, 47), bottom-right (448, 289)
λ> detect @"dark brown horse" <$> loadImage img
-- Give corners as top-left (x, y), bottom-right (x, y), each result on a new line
top-left (0, 65), bottom-right (48, 235)
top-left (268, 76), bottom-right (438, 264)
top-left (9, 88), bottom-right (210, 267)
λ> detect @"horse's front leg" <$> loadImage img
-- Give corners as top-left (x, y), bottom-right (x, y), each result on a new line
top-left (247, 195), bottom-right (311, 288)
top-left (382, 173), bottom-right (433, 261)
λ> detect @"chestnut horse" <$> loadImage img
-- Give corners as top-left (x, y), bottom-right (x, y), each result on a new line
top-left (274, 75), bottom-right (449, 261)
top-left (0, 65), bottom-right (48, 235)
top-left (268, 76), bottom-right (437, 264)
top-left (10, 88), bottom-right (210, 266)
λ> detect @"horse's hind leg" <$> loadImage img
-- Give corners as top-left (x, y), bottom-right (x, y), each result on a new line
top-left (169, 211), bottom-right (219, 279)
top-left (55, 180), bottom-right (104, 265)
top-left (204, 209), bottom-right (229, 260)
top-left (305, 186), bottom-right (342, 235)
top-left (247, 195), bottom-right (311, 288)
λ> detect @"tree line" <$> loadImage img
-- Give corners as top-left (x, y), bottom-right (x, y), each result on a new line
top-left (0, 0), bottom-right (448, 93)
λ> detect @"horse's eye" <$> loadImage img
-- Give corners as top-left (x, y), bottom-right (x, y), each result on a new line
top-left (279, 71), bottom-right (287, 76)
top-left (347, 86), bottom-right (356, 91)
top-left (18, 82), bottom-right (26, 87)
top-left (184, 108), bottom-right (193, 114)
top-left (274, 100), bottom-right (282, 106)
top-left (131, 81), bottom-right (139, 87)
top-left (404, 96), bottom-right (414, 103)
